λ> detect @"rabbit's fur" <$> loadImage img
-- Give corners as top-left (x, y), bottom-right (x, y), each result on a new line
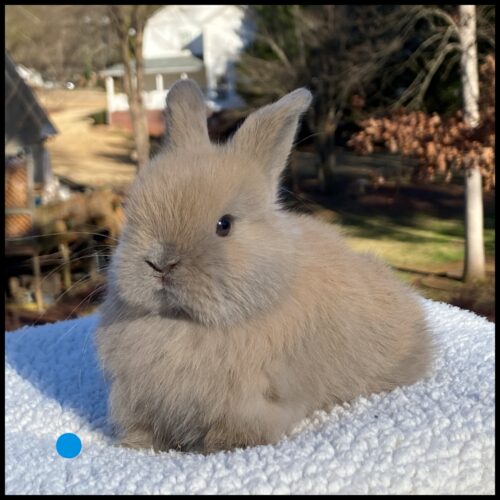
top-left (95, 79), bottom-right (433, 453)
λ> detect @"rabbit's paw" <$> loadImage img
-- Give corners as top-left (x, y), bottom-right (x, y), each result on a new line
top-left (121, 427), bottom-right (155, 450)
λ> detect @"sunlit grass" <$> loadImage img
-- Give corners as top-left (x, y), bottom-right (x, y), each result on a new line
top-left (345, 237), bottom-right (464, 268)
top-left (337, 213), bottom-right (495, 269)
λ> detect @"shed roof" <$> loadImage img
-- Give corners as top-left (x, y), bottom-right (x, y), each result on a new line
top-left (5, 51), bottom-right (58, 152)
top-left (100, 55), bottom-right (204, 78)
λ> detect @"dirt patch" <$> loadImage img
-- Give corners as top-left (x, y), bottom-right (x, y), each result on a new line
top-left (395, 257), bottom-right (495, 322)
top-left (37, 89), bottom-right (137, 190)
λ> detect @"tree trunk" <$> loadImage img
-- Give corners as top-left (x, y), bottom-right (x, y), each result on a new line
top-left (131, 9), bottom-right (150, 169)
top-left (315, 111), bottom-right (337, 193)
top-left (459, 5), bottom-right (485, 282)
top-left (122, 59), bottom-right (150, 170)
top-left (315, 135), bottom-right (336, 194)
top-left (464, 162), bottom-right (485, 281)
top-left (112, 6), bottom-right (150, 171)
top-left (129, 98), bottom-right (150, 169)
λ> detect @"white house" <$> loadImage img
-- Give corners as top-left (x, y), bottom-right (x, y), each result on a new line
top-left (16, 64), bottom-right (44, 88)
top-left (101, 5), bottom-right (253, 133)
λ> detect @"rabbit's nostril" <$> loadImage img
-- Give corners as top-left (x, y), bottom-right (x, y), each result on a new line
top-left (145, 259), bottom-right (163, 273)
top-left (165, 259), bottom-right (180, 273)
top-left (145, 258), bottom-right (180, 275)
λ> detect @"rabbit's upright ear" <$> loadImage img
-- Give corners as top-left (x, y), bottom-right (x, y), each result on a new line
top-left (164, 79), bottom-right (210, 149)
top-left (230, 88), bottom-right (312, 184)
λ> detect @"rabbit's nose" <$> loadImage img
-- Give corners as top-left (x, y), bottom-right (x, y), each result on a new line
top-left (145, 258), bottom-right (180, 275)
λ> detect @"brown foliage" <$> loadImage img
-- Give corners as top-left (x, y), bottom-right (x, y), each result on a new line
top-left (349, 55), bottom-right (495, 191)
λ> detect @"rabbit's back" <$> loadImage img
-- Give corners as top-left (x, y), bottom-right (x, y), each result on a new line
top-left (267, 212), bottom-right (433, 405)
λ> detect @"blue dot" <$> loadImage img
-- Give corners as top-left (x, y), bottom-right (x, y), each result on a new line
top-left (56, 433), bottom-right (82, 459)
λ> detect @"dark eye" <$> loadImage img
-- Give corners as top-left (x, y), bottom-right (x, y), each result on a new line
top-left (216, 214), bottom-right (233, 237)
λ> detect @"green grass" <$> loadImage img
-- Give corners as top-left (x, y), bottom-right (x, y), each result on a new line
top-left (331, 210), bottom-right (495, 320)
top-left (289, 150), bottom-right (495, 319)
top-left (333, 212), bottom-right (495, 269)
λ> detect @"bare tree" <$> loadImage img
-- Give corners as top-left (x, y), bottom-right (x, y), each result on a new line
top-left (392, 4), bottom-right (489, 282)
top-left (5, 5), bottom-right (117, 82)
top-left (350, 6), bottom-right (494, 284)
top-left (108, 6), bottom-right (159, 170)
top-left (237, 5), bottom-right (414, 190)
top-left (459, 5), bottom-right (485, 282)
top-left (390, 5), bottom-right (494, 112)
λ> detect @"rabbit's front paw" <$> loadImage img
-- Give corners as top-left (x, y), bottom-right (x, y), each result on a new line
top-left (121, 427), bottom-right (155, 450)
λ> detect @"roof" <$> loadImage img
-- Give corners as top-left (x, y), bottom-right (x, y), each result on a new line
top-left (147, 5), bottom-right (231, 28)
top-left (5, 51), bottom-right (58, 150)
top-left (100, 55), bottom-right (204, 78)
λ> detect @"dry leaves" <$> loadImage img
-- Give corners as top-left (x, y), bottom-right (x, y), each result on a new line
top-left (349, 55), bottom-right (495, 191)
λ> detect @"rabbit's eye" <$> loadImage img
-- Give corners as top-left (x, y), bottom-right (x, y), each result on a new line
top-left (216, 214), bottom-right (233, 237)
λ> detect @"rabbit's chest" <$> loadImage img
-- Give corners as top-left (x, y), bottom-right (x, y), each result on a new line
top-left (112, 318), bottom-right (254, 403)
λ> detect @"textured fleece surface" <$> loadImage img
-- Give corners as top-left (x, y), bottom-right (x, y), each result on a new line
top-left (5, 298), bottom-right (494, 494)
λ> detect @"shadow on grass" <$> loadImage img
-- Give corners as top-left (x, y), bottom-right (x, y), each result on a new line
top-left (337, 214), bottom-right (442, 243)
top-left (282, 179), bottom-right (495, 257)
top-left (96, 151), bottom-right (136, 165)
top-left (392, 266), bottom-right (463, 281)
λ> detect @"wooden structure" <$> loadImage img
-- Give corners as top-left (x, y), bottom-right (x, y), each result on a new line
top-left (5, 51), bottom-right (59, 310)
top-left (5, 50), bottom-right (58, 237)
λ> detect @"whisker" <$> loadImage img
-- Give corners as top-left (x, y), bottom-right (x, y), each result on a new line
top-left (34, 250), bottom-right (113, 291)
top-left (53, 284), bottom-right (107, 347)
top-left (6, 231), bottom-right (121, 243)
top-left (56, 274), bottom-right (104, 308)
top-left (279, 186), bottom-right (318, 212)
top-left (25, 274), bottom-right (95, 328)
top-left (293, 132), bottom-right (321, 148)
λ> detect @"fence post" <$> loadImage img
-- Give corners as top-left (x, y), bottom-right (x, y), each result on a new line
top-left (59, 242), bottom-right (72, 291)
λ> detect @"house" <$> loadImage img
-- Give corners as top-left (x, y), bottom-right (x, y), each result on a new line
top-left (16, 64), bottom-right (44, 88)
top-left (100, 4), bottom-right (253, 136)
top-left (5, 51), bottom-right (58, 238)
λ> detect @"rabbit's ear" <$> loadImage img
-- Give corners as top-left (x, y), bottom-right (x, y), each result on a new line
top-left (164, 79), bottom-right (210, 148)
top-left (230, 88), bottom-right (312, 183)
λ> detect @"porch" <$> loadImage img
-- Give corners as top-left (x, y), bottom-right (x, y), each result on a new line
top-left (101, 54), bottom-right (243, 136)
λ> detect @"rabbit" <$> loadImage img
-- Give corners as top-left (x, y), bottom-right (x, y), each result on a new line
top-left (95, 79), bottom-right (433, 454)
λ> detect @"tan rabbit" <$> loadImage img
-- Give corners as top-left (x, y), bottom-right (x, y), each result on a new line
top-left (95, 79), bottom-right (433, 454)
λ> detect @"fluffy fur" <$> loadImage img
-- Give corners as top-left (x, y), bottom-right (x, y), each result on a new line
top-left (95, 79), bottom-right (433, 454)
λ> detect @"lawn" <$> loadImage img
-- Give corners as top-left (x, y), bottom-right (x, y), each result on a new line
top-left (341, 213), bottom-right (495, 320)
top-left (284, 152), bottom-right (495, 321)
top-left (297, 204), bottom-right (495, 322)
top-left (338, 212), bottom-right (495, 268)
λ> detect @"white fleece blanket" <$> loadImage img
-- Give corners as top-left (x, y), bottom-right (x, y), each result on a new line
top-left (5, 298), bottom-right (495, 495)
